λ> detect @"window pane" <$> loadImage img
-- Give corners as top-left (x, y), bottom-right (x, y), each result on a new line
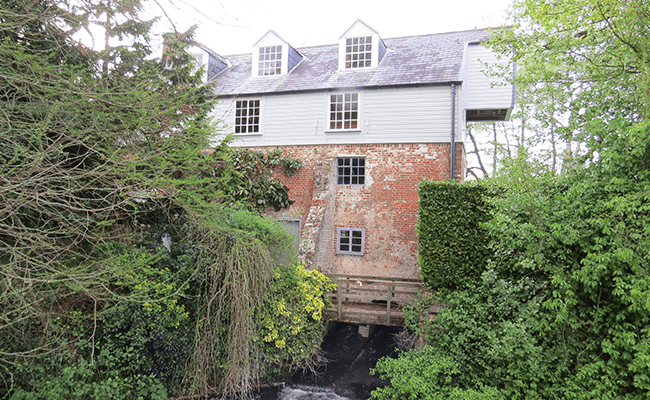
top-left (338, 228), bottom-right (364, 255)
top-left (336, 157), bottom-right (366, 186)
top-left (329, 92), bottom-right (358, 130)
top-left (258, 46), bottom-right (282, 76)
top-left (345, 36), bottom-right (372, 69)
top-left (234, 99), bottom-right (260, 134)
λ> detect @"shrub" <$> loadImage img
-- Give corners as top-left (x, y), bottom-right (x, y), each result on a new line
top-left (259, 264), bottom-right (336, 373)
top-left (417, 180), bottom-right (492, 289)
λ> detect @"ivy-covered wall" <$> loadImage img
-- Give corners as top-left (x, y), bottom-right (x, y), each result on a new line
top-left (417, 180), bottom-right (492, 289)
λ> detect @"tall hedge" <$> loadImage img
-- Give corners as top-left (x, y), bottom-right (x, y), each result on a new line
top-left (417, 180), bottom-right (492, 289)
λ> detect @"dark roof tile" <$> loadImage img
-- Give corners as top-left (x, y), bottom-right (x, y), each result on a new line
top-left (211, 28), bottom-right (491, 96)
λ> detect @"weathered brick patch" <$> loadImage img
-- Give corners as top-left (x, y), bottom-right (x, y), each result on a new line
top-left (258, 143), bottom-right (465, 279)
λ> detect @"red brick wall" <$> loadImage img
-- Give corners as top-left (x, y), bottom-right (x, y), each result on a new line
top-left (256, 142), bottom-right (465, 279)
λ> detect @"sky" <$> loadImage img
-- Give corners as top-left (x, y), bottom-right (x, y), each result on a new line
top-left (144, 0), bottom-right (514, 56)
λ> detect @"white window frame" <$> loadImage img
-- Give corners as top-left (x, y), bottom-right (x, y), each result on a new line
top-left (258, 45), bottom-right (282, 76)
top-left (345, 36), bottom-right (372, 69)
top-left (337, 227), bottom-right (365, 255)
top-left (234, 99), bottom-right (261, 135)
top-left (328, 92), bottom-right (360, 131)
top-left (337, 157), bottom-right (366, 185)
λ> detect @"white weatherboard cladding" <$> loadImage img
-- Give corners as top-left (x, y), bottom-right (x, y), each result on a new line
top-left (345, 22), bottom-right (374, 38)
top-left (216, 85), bottom-right (462, 147)
top-left (256, 33), bottom-right (284, 47)
top-left (457, 84), bottom-right (467, 142)
top-left (364, 86), bottom-right (460, 143)
top-left (466, 43), bottom-right (513, 110)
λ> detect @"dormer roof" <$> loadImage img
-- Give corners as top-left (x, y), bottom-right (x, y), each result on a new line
top-left (252, 29), bottom-right (303, 77)
top-left (188, 41), bottom-right (230, 82)
top-left (212, 28), bottom-right (493, 96)
top-left (339, 19), bottom-right (381, 40)
top-left (254, 29), bottom-right (290, 48)
top-left (338, 19), bottom-right (387, 70)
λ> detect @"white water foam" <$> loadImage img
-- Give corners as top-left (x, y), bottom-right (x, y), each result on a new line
top-left (276, 385), bottom-right (350, 400)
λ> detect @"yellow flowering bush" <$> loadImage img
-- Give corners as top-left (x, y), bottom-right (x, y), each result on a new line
top-left (114, 251), bottom-right (189, 329)
top-left (260, 264), bottom-right (336, 369)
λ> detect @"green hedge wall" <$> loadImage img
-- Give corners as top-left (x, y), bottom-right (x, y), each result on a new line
top-left (417, 180), bottom-right (492, 289)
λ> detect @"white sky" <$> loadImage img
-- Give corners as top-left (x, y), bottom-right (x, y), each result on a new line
top-left (146, 0), bottom-right (514, 56)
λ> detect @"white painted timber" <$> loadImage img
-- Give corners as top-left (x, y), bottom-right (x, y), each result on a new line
top-left (465, 43), bottom-right (514, 111)
top-left (213, 85), bottom-right (463, 147)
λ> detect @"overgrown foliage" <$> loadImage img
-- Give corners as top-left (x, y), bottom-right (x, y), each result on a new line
top-left (417, 180), bottom-right (492, 289)
top-left (373, 0), bottom-right (650, 398)
top-left (260, 264), bottom-right (336, 372)
top-left (0, 1), bottom-right (323, 399)
top-left (1, 0), bottom-right (210, 383)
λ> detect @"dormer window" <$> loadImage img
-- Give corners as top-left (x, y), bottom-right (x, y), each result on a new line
top-left (186, 43), bottom-right (230, 83)
top-left (258, 45), bottom-right (282, 76)
top-left (345, 36), bottom-right (372, 69)
top-left (338, 20), bottom-right (387, 71)
top-left (252, 30), bottom-right (303, 78)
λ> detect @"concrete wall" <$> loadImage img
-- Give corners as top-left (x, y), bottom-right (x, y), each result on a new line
top-left (257, 142), bottom-right (465, 279)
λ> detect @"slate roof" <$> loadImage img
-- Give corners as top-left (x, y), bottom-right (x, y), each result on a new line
top-left (210, 28), bottom-right (492, 97)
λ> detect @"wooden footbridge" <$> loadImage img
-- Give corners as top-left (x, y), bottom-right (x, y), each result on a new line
top-left (322, 274), bottom-right (440, 327)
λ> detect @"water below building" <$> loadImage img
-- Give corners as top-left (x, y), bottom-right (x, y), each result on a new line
top-left (257, 323), bottom-right (402, 400)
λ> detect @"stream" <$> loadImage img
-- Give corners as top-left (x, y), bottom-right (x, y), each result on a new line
top-left (257, 323), bottom-right (402, 400)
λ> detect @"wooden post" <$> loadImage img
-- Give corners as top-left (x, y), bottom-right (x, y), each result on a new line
top-left (337, 279), bottom-right (342, 318)
top-left (386, 283), bottom-right (392, 325)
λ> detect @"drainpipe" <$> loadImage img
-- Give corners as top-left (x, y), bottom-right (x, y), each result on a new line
top-left (450, 83), bottom-right (456, 180)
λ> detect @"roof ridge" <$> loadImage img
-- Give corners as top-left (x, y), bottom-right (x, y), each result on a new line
top-left (223, 27), bottom-right (498, 57)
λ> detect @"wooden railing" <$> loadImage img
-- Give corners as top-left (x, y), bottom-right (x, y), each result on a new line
top-left (323, 274), bottom-right (430, 326)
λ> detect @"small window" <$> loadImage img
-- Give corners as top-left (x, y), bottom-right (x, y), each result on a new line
top-left (345, 36), bottom-right (372, 69)
top-left (330, 93), bottom-right (358, 130)
top-left (234, 100), bottom-right (260, 134)
top-left (337, 227), bottom-right (365, 255)
top-left (337, 157), bottom-right (365, 185)
top-left (258, 45), bottom-right (282, 76)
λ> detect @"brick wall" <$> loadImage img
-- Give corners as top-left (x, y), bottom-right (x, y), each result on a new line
top-left (258, 142), bottom-right (465, 279)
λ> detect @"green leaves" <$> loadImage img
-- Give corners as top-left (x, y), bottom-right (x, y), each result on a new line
top-left (417, 180), bottom-right (492, 289)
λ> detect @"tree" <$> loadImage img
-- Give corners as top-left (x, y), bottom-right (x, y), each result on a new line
top-left (0, 0), bottom-right (215, 393)
top-left (372, 1), bottom-right (650, 398)
top-left (1, 1), bottom-right (325, 399)
top-left (490, 0), bottom-right (650, 162)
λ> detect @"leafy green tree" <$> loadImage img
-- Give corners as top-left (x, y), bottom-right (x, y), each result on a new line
top-left (373, 1), bottom-right (650, 398)
top-left (0, 1), bottom-right (314, 399)
top-left (491, 0), bottom-right (650, 163)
